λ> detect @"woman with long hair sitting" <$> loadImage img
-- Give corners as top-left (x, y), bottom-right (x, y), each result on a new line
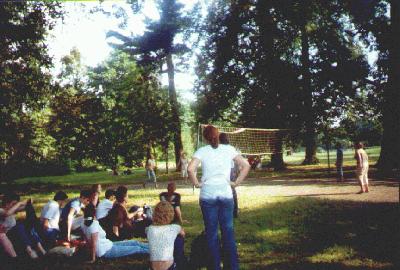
top-left (81, 204), bottom-right (149, 263)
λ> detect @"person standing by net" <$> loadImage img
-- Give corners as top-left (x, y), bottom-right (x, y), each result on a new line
top-left (335, 143), bottom-right (344, 182)
top-left (219, 133), bottom-right (239, 218)
top-left (354, 142), bottom-right (369, 194)
top-left (188, 125), bottom-right (250, 270)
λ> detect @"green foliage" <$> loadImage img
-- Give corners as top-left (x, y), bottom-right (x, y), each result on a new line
top-left (346, 0), bottom-right (400, 173)
top-left (194, 0), bottom-right (372, 165)
top-left (0, 1), bottom-right (63, 182)
top-left (88, 51), bottom-right (173, 167)
top-left (107, 0), bottom-right (194, 165)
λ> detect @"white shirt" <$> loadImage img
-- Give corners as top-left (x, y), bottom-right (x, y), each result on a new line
top-left (81, 220), bottom-right (113, 257)
top-left (146, 224), bottom-right (181, 261)
top-left (96, 199), bottom-right (114, 220)
top-left (40, 200), bottom-right (61, 230)
top-left (193, 144), bottom-right (239, 199)
top-left (0, 208), bottom-right (16, 232)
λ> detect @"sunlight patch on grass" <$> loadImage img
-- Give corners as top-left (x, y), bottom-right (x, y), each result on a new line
top-left (309, 246), bottom-right (394, 269)
top-left (341, 258), bottom-right (394, 269)
top-left (307, 245), bottom-right (356, 263)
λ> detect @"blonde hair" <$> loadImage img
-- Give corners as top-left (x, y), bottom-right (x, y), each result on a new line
top-left (152, 201), bottom-right (174, 225)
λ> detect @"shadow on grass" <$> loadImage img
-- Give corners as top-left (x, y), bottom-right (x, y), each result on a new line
top-left (237, 198), bottom-right (399, 270)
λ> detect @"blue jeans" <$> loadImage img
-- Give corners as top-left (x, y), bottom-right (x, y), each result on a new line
top-left (200, 197), bottom-right (239, 270)
top-left (337, 166), bottom-right (343, 179)
top-left (14, 224), bottom-right (41, 248)
top-left (174, 234), bottom-right (186, 269)
top-left (103, 240), bottom-right (149, 258)
top-left (42, 228), bottom-right (59, 244)
top-left (146, 169), bottom-right (157, 182)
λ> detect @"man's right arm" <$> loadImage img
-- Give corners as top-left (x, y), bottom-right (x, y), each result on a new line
top-left (66, 208), bottom-right (76, 241)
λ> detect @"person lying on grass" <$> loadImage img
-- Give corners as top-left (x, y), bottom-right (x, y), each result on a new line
top-left (146, 201), bottom-right (186, 270)
top-left (81, 204), bottom-right (149, 263)
top-left (0, 192), bottom-right (46, 259)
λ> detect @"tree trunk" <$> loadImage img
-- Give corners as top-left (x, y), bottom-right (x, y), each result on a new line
top-left (165, 144), bottom-right (169, 174)
top-left (377, 0), bottom-right (400, 175)
top-left (301, 18), bottom-right (319, 165)
top-left (166, 53), bottom-right (183, 171)
top-left (256, 1), bottom-right (286, 171)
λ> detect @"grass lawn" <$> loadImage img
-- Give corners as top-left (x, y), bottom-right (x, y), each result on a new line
top-left (3, 146), bottom-right (399, 269)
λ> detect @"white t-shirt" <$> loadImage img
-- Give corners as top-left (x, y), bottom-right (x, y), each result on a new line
top-left (40, 200), bottom-right (61, 230)
top-left (193, 144), bottom-right (239, 199)
top-left (147, 159), bottom-right (156, 170)
top-left (96, 199), bottom-right (114, 220)
top-left (81, 220), bottom-right (113, 257)
top-left (0, 208), bottom-right (16, 232)
top-left (146, 224), bottom-right (181, 261)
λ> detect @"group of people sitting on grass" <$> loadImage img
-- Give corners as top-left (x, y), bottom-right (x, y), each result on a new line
top-left (0, 182), bottom-right (187, 270)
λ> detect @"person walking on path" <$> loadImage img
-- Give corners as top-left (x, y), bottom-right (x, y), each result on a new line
top-left (336, 143), bottom-right (344, 182)
top-left (354, 142), bottom-right (369, 194)
top-left (177, 153), bottom-right (189, 184)
top-left (144, 154), bottom-right (157, 188)
top-left (188, 125), bottom-right (250, 270)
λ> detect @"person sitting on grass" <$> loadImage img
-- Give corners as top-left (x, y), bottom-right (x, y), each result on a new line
top-left (40, 191), bottom-right (68, 246)
top-left (90, 184), bottom-right (102, 207)
top-left (103, 186), bottom-right (135, 241)
top-left (128, 205), bottom-right (152, 238)
top-left (97, 189), bottom-right (115, 228)
top-left (146, 201), bottom-right (186, 270)
top-left (159, 182), bottom-right (184, 224)
top-left (59, 190), bottom-right (91, 242)
top-left (81, 204), bottom-right (149, 264)
top-left (0, 192), bottom-right (46, 259)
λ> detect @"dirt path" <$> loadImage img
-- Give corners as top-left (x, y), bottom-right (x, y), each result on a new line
top-left (134, 177), bottom-right (398, 203)
top-left (243, 177), bottom-right (399, 203)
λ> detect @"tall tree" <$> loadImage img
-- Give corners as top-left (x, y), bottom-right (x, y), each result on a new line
top-left (194, 0), bottom-right (368, 167)
top-left (88, 51), bottom-right (172, 170)
top-left (347, 0), bottom-right (400, 175)
top-left (277, 0), bottom-right (370, 164)
top-left (0, 1), bottom-right (62, 181)
top-left (48, 48), bottom-right (102, 169)
top-left (107, 0), bottom-right (190, 169)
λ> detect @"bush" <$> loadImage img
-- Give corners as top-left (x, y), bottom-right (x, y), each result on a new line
top-left (75, 165), bottom-right (100, 173)
top-left (0, 159), bottom-right (71, 182)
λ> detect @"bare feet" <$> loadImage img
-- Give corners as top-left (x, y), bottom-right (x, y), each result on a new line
top-left (356, 190), bottom-right (364, 194)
